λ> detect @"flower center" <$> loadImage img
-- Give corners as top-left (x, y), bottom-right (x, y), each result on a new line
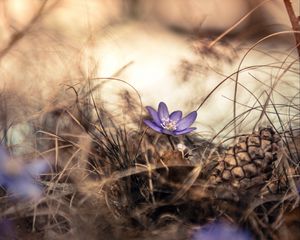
top-left (161, 118), bottom-right (177, 131)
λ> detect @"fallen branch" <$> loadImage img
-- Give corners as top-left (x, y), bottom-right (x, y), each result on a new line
top-left (283, 0), bottom-right (300, 58)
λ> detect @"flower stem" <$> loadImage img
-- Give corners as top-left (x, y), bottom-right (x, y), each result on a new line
top-left (167, 135), bottom-right (175, 150)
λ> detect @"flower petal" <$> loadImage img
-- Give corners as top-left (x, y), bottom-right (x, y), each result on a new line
top-left (144, 120), bottom-right (163, 133)
top-left (25, 160), bottom-right (49, 177)
top-left (145, 106), bottom-right (161, 125)
top-left (192, 222), bottom-right (252, 240)
top-left (162, 129), bottom-right (174, 135)
top-left (176, 111), bottom-right (197, 131)
top-left (7, 179), bottom-right (42, 200)
top-left (169, 111), bottom-right (182, 122)
top-left (0, 219), bottom-right (15, 239)
top-left (174, 127), bottom-right (196, 135)
top-left (158, 102), bottom-right (169, 121)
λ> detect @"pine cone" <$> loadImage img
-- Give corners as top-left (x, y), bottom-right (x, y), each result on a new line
top-left (209, 127), bottom-right (282, 201)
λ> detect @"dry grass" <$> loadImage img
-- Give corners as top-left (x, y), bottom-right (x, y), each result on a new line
top-left (0, 1), bottom-right (299, 239)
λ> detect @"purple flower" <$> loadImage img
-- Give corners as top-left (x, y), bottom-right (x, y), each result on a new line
top-left (0, 145), bottom-right (49, 200)
top-left (192, 222), bottom-right (252, 240)
top-left (144, 102), bottom-right (197, 135)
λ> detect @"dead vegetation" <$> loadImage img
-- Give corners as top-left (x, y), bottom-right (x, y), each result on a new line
top-left (0, 1), bottom-right (299, 239)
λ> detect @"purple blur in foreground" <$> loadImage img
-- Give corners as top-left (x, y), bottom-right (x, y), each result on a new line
top-left (192, 222), bottom-right (252, 240)
top-left (0, 219), bottom-right (15, 240)
top-left (296, 180), bottom-right (300, 194)
top-left (144, 102), bottom-right (197, 135)
top-left (0, 145), bottom-right (49, 200)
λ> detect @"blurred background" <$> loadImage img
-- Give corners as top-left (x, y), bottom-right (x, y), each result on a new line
top-left (0, 0), bottom-right (299, 137)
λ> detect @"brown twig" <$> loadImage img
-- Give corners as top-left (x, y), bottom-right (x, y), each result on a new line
top-left (167, 135), bottom-right (175, 150)
top-left (283, 0), bottom-right (300, 58)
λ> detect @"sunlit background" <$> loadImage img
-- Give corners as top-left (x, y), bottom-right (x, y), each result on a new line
top-left (0, 1), bottom-right (299, 140)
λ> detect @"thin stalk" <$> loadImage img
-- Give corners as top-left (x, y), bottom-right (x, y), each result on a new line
top-left (283, 0), bottom-right (300, 58)
top-left (167, 135), bottom-right (175, 150)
